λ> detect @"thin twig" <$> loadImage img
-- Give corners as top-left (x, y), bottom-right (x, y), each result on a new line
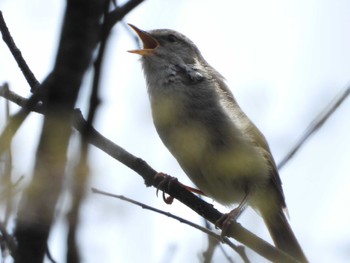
top-left (87, 0), bottom-right (111, 126)
top-left (104, 0), bottom-right (145, 35)
top-left (278, 84), bottom-right (350, 169)
top-left (0, 89), bottom-right (45, 155)
top-left (0, 12), bottom-right (50, 157)
top-left (0, 1), bottom-right (145, 158)
top-left (91, 187), bottom-right (246, 256)
top-left (0, 84), bottom-right (42, 113)
top-left (92, 188), bottom-right (221, 239)
top-left (0, 12), bottom-right (40, 92)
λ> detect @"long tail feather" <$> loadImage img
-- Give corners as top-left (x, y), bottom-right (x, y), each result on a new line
top-left (261, 208), bottom-right (308, 262)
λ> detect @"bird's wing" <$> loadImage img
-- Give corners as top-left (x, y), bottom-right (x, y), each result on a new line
top-left (214, 74), bottom-right (287, 208)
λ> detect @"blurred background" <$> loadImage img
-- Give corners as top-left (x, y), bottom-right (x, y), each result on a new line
top-left (1, 0), bottom-right (350, 262)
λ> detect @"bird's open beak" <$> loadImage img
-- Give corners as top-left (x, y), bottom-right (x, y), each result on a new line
top-left (128, 24), bottom-right (159, 56)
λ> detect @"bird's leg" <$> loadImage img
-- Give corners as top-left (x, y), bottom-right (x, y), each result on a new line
top-left (154, 172), bottom-right (205, 204)
top-left (215, 191), bottom-right (250, 237)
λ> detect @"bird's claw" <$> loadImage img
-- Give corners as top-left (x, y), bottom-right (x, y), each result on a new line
top-left (154, 172), bottom-right (177, 204)
top-left (215, 207), bottom-right (242, 238)
top-left (154, 172), bottom-right (205, 204)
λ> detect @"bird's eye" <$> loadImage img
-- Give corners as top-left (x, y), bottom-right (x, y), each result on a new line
top-left (167, 34), bottom-right (178, 43)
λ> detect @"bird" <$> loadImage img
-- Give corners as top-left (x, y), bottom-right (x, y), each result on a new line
top-left (128, 24), bottom-right (307, 262)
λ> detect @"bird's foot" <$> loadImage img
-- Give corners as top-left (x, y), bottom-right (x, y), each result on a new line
top-left (215, 207), bottom-right (242, 238)
top-left (216, 192), bottom-right (249, 237)
top-left (154, 172), bottom-right (206, 205)
top-left (154, 172), bottom-right (177, 204)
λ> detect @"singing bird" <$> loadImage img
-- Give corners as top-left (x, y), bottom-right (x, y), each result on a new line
top-left (128, 24), bottom-right (307, 262)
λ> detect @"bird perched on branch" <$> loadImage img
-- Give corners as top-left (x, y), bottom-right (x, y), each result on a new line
top-left (128, 24), bottom-right (307, 262)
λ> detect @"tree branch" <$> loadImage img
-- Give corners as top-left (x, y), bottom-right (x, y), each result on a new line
top-left (66, 0), bottom-right (112, 261)
top-left (278, 84), bottom-right (350, 169)
top-left (0, 12), bottom-right (49, 157)
top-left (92, 188), bottom-right (223, 243)
top-left (0, 0), bottom-right (145, 158)
top-left (13, 0), bottom-right (106, 262)
top-left (73, 110), bottom-right (299, 263)
top-left (0, 11), bottom-right (40, 92)
top-left (104, 0), bottom-right (145, 35)
top-left (0, 88), bottom-right (298, 262)
top-left (92, 187), bottom-right (251, 262)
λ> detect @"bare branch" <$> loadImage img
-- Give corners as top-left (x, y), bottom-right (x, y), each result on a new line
top-left (105, 0), bottom-right (145, 35)
top-left (278, 84), bottom-right (350, 169)
top-left (0, 14), bottom-right (49, 157)
top-left (0, 11), bottom-right (40, 92)
top-left (92, 187), bottom-right (251, 262)
top-left (0, 84), bottom-right (42, 113)
top-left (74, 111), bottom-right (299, 263)
top-left (65, 1), bottom-right (113, 261)
top-left (0, 88), bottom-right (300, 262)
top-left (0, 0), bottom-right (146, 157)
top-left (92, 187), bottom-right (221, 240)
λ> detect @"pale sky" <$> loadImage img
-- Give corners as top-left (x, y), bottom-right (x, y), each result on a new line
top-left (1, 0), bottom-right (350, 262)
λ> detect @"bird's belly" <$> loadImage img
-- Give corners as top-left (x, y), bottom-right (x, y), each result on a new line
top-left (151, 95), bottom-right (270, 206)
top-left (183, 146), bottom-right (270, 206)
top-left (159, 121), bottom-right (270, 206)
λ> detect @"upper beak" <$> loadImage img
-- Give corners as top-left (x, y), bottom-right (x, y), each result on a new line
top-left (128, 24), bottom-right (159, 56)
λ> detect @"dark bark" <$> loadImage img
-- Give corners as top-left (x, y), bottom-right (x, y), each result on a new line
top-left (14, 1), bottom-right (105, 262)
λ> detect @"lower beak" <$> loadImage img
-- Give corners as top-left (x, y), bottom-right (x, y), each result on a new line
top-left (128, 24), bottom-right (159, 56)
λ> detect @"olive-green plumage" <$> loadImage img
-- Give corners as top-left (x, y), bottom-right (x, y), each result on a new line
top-left (129, 24), bottom-right (307, 262)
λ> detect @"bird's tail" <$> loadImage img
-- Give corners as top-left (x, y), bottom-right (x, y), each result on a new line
top-left (261, 208), bottom-right (308, 262)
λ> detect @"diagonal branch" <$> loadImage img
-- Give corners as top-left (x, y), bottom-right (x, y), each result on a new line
top-left (92, 187), bottom-right (250, 263)
top-left (0, 0), bottom-right (145, 159)
top-left (0, 88), bottom-right (298, 262)
top-left (72, 110), bottom-right (298, 263)
top-left (0, 12), bottom-right (49, 157)
top-left (0, 11), bottom-right (40, 93)
top-left (104, 0), bottom-right (145, 35)
top-left (278, 84), bottom-right (350, 169)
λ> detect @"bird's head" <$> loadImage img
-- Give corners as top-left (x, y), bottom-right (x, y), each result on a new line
top-left (128, 24), bottom-right (203, 65)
